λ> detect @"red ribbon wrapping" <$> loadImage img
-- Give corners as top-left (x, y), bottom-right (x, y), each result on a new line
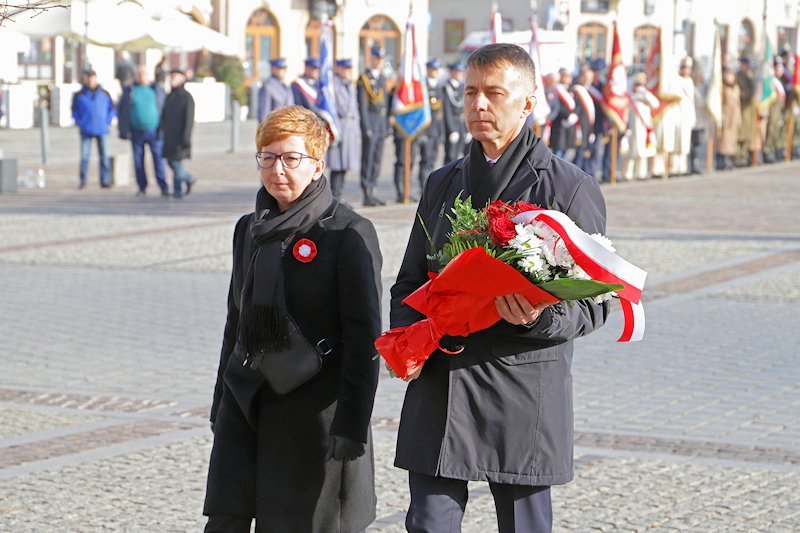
top-left (375, 247), bottom-right (558, 379)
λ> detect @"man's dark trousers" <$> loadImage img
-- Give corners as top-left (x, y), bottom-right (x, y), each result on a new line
top-left (131, 128), bottom-right (168, 193)
top-left (406, 472), bottom-right (552, 532)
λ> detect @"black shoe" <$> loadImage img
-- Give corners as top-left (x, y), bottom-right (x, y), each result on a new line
top-left (78, 182), bottom-right (87, 189)
top-left (363, 196), bottom-right (379, 207)
top-left (370, 194), bottom-right (386, 206)
top-left (185, 178), bottom-right (196, 195)
top-left (100, 183), bottom-right (111, 188)
top-left (136, 189), bottom-right (145, 197)
top-left (161, 190), bottom-right (171, 198)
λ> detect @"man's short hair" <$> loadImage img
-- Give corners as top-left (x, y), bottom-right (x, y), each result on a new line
top-left (256, 105), bottom-right (329, 159)
top-left (466, 43), bottom-right (537, 92)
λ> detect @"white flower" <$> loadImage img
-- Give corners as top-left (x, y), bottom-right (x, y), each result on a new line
top-left (589, 233), bottom-right (615, 252)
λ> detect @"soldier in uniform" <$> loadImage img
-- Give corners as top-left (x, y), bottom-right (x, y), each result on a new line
top-left (735, 56), bottom-right (757, 166)
top-left (326, 59), bottom-right (361, 201)
top-left (418, 59), bottom-right (444, 188)
top-left (442, 62), bottom-right (468, 163)
top-left (549, 67), bottom-right (578, 159)
top-left (292, 58), bottom-right (321, 111)
top-left (571, 65), bottom-right (596, 174)
top-left (256, 58), bottom-right (294, 123)
top-left (763, 56), bottom-right (787, 163)
top-left (357, 46), bottom-right (388, 206)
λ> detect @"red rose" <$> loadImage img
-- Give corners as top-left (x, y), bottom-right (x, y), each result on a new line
top-left (511, 201), bottom-right (539, 216)
top-left (488, 216), bottom-right (517, 246)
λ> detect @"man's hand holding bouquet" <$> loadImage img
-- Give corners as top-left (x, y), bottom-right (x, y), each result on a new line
top-left (375, 195), bottom-right (647, 379)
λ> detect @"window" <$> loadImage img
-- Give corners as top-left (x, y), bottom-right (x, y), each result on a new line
top-left (644, 0), bottom-right (656, 16)
top-left (581, 0), bottom-right (609, 13)
top-left (18, 38), bottom-right (54, 80)
top-left (777, 26), bottom-right (796, 57)
top-left (358, 15), bottom-right (401, 73)
top-left (633, 26), bottom-right (659, 66)
top-left (245, 9), bottom-right (279, 85)
top-left (444, 19), bottom-right (465, 53)
top-left (577, 23), bottom-right (607, 65)
top-left (737, 19), bottom-right (755, 59)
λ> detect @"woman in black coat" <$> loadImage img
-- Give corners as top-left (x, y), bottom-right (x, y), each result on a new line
top-left (203, 105), bottom-right (382, 532)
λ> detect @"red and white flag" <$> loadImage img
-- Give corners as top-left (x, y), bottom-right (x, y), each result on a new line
top-left (528, 15), bottom-right (551, 126)
top-left (489, 3), bottom-right (502, 44)
top-left (645, 28), bottom-right (680, 124)
top-left (601, 22), bottom-right (630, 132)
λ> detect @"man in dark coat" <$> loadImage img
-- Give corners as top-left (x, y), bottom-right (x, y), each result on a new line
top-left (160, 69), bottom-right (196, 198)
top-left (387, 43), bottom-right (610, 532)
top-left (326, 59), bottom-right (361, 200)
top-left (417, 58), bottom-right (444, 189)
top-left (256, 57), bottom-right (294, 123)
top-left (442, 62), bottom-right (468, 163)
top-left (357, 46), bottom-right (389, 206)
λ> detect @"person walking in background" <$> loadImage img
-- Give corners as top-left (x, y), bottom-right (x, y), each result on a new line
top-left (203, 105), bottom-right (382, 532)
top-left (119, 65), bottom-right (168, 196)
top-left (417, 59), bottom-right (444, 188)
top-left (71, 69), bottom-right (115, 189)
top-left (326, 58), bottom-right (361, 201)
top-left (442, 62), bottom-right (468, 163)
top-left (357, 45), bottom-right (389, 206)
top-left (387, 43), bottom-right (609, 533)
top-left (160, 69), bottom-right (196, 199)
top-left (292, 58), bottom-right (320, 111)
top-left (717, 67), bottom-right (742, 170)
top-left (256, 58), bottom-right (294, 124)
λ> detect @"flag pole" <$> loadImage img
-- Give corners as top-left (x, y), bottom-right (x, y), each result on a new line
top-left (785, 108), bottom-right (795, 161)
top-left (610, 126), bottom-right (618, 184)
top-left (403, 137), bottom-right (412, 203)
top-left (707, 125), bottom-right (715, 173)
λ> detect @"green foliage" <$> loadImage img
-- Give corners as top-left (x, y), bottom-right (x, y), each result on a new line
top-left (212, 55), bottom-right (246, 104)
top-left (536, 279), bottom-right (623, 301)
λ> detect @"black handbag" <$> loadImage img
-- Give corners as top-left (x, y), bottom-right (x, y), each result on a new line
top-left (245, 314), bottom-right (335, 395)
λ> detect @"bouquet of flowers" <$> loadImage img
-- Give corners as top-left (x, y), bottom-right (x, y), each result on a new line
top-left (375, 195), bottom-right (647, 379)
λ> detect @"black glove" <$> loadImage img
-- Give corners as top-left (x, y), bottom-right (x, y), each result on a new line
top-left (324, 435), bottom-right (365, 462)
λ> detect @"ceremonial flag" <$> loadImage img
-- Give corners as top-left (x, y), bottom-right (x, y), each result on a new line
top-left (601, 22), bottom-right (630, 132)
top-left (489, 3), bottom-right (502, 44)
top-left (757, 31), bottom-right (777, 114)
top-left (644, 28), bottom-right (680, 123)
top-left (528, 15), bottom-right (551, 126)
top-left (390, 16), bottom-right (431, 139)
top-left (316, 18), bottom-right (339, 145)
top-left (706, 25), bottom-right (723, 129)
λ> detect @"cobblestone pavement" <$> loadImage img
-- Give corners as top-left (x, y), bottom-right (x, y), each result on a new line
top-left (1, 122), bottom-right (799, 531)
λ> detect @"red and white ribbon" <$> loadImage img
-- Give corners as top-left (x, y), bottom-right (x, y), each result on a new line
top-left (513, 209), bottom-right (647, 342)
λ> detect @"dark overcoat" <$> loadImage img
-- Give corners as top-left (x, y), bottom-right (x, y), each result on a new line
top-left (160, 85), bottom-right (194, 161)
top-left (205, 198), bottom-right (382, 531)
top-left (390, 136), bottom-right (610, 486)
top-left (326, 75), bottom-right (361, 172)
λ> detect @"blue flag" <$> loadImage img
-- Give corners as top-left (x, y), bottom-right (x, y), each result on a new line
top-left (316, 19), bottom-right (339, 145)
top-left (390, 18), bottom-right (431, 139)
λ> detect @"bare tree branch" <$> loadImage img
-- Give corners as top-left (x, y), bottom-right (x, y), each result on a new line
top-left (0, 1), bottom-right (70, 26)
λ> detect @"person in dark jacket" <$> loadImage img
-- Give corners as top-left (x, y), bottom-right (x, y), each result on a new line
top-left (357, 46), bottom-right (389, 206)
top-left (442, 62), bottom-right (468, 163)
top-left (291, 58), bottom-right (321, 111)
top-left (160, 69), bottom-right (196, 198)
top-left (203, 105), bottom-right (382, 532)
top-left (386, 43), bottom-right (610, 532)
top-left (118, 65), bottom-right (168, 196)
top-left (71, 69), bottom-right (115, 189)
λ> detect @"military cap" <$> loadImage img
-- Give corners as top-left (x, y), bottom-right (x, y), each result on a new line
top-left (590, 58), bottom-right (606, 72)
top-left (426, 58), bottom-right (441, 69)
top-left (371, 45), bottom-right (386, 58)
top-left (270, 58), bottom-right (287, 69)
top-left (335, 58), bottom-right (353, 68)
top-left (448, 62), bottom-right (466, 72)
top-left (304, 58), bottom-right (321, 69)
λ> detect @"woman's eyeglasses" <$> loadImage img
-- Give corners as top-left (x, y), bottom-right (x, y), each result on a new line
top-left (255, 151), bottom-right (318, 169)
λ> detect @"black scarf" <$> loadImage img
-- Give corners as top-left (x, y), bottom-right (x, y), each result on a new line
top-left (464, 125), bottom-right (541, 204)
top-left (238, 178), bottom-right (334, 356)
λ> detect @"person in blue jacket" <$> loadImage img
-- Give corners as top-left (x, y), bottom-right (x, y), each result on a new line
top-left (71, 69), bottom-right (115, 188)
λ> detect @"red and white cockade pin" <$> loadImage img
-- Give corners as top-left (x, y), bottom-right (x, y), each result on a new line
top-left (292, 238), bottom-right (317, 263)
